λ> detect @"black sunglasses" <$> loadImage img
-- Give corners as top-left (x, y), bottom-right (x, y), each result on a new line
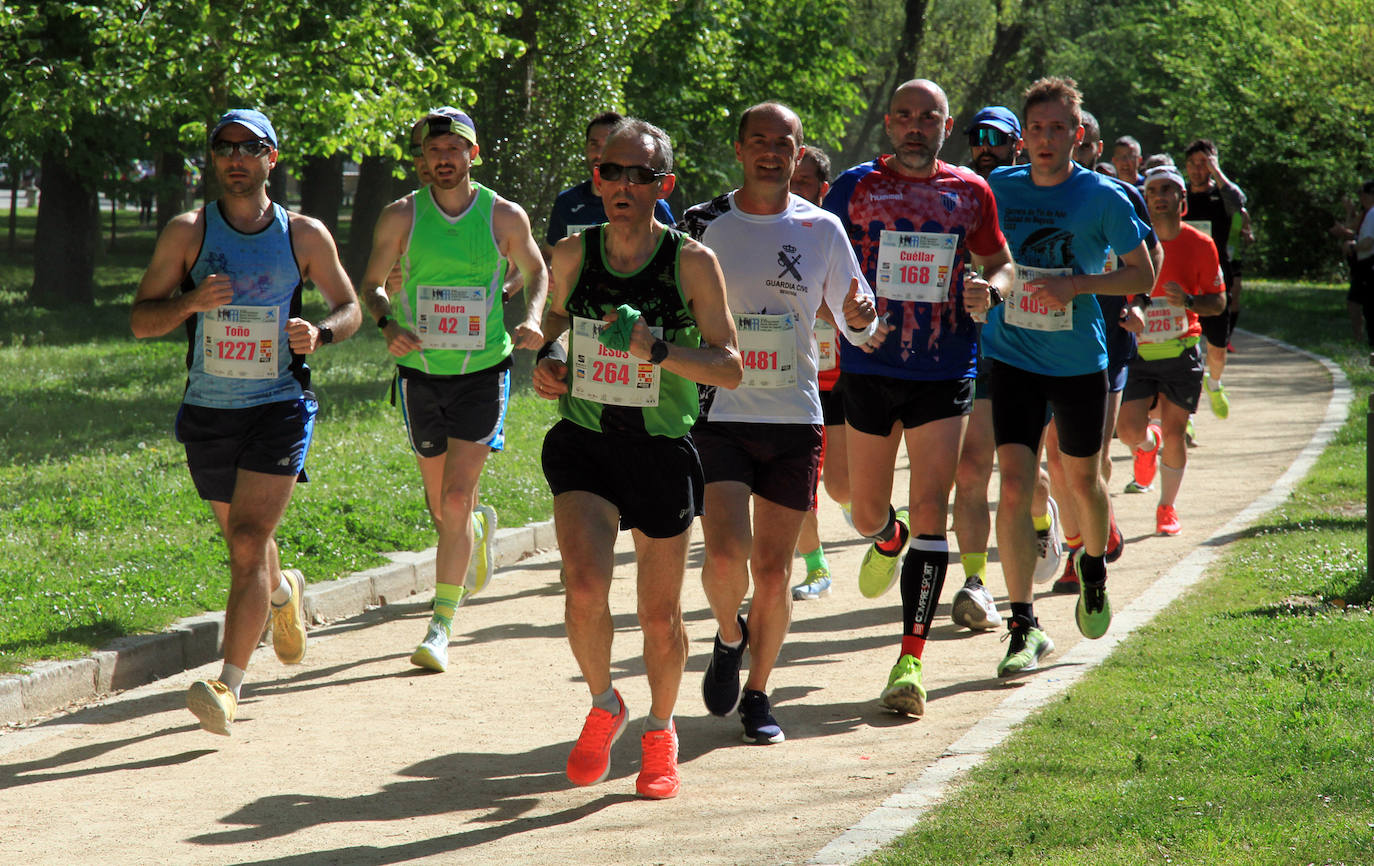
top-left (968, 128), bottom-right (1012, 148)
top-left (598, 162), bottom-right (668, 184)
top-left (211, 139), bottom-right (273, 158)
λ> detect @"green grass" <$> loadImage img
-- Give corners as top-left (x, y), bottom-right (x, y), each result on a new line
top-left (866, 280), bottom-right (1374, 864)
top-left (0, 216), bottom-right (557, 673)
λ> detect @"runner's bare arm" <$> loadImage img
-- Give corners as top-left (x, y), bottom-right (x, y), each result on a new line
top-left (359, 198), bottom-right (422, 357)
top-left (965, 243), bottom-right (1015, 316)
top-left (639, 240), bottom-right (741, 389)
top-left (288, 214), bottom-right (361, 352)
top-left (533, 236), bottom-right (579, 399)
top-left (1031, 242), bottom-right (1154, 309)
top-left (494, 198), bottom-right (548, 350)
top-left (130, 211), bottom-right (232, 338)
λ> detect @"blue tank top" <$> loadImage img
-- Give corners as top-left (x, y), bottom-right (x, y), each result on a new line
top-left (183, 201), bottom-right (306, 408)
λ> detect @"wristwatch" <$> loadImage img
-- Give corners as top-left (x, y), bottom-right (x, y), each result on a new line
top-left (649, 338), bottom-right (670, 365)
top-left (377, 315), bottom-right (392, 330)
top-left (318, 325), bottom-right (334, 345)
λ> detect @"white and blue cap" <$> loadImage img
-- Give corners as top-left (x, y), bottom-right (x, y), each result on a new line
top-left (1143, 165), bottom-right (1186, 193)
top-left (965, 106), bottom-right (1021, 139)
top-left (410, 106), bottom-right (482, 165)
top-left (211, 109), bottom-right (278, 149)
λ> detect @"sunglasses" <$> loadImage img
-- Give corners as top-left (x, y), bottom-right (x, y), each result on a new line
top-left (968, 128), bottom-right (1012, 148)
top-left (211, 139), bottom-right (273, 158)
top-left (597, 162), bottom-right (668, 184)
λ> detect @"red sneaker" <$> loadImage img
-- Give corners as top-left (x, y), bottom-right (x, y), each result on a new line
top-left (1156, 504), bottom-right (1182, 536)
top-left (1104, 517), bottom-right (1125, 563)
top-left (1132, 423), bottom-right (1162, 489)
top-left (1052, 547), bottom-right (1081, 594)
top-left (566, 690), bottom-right (628, 786)
top-left (636, 723), bottom-right (680, 799)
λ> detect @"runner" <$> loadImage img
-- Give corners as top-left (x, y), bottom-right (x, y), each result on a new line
top-left (1110, 135), bottom-right (1144, 187)
top-left (358, 108), bottom-right (547, 673)
top-left (952, 105), bottom-right (1063, 630)
top-left (130, 109), bottom-right (362, 734)
top-left (1183, 139), bottom-right (1247, 419)
top-left (678, 103), bottom-right (876, 743)
top-left (786, 145), bottom-right (852, 602)
top-left (1116, 165), bottom-right (1226, 536)
top-left (824, 80), bottom-right (1015, 715)
top-left (983, 77), bottom-right (1154, 677)
top-left (534, 119), bottom-right (742, 798)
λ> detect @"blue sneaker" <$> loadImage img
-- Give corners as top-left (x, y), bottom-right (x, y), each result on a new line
top-left (791, 564), bottom-right (832, 600)
top-left (739, 689), bottom-right (785, 744)
top-left (702, 615), bottom-right (748, 716)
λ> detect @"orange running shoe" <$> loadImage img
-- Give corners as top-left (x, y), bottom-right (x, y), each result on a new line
top-left (566, 690), bottom-right (628, 786)
top-left (636, 723), bottom-right (680, 799)
top-left (1132, 423), bottom-right (1162, 489)
top-left (1156, 504), bottom-right (1182, 536)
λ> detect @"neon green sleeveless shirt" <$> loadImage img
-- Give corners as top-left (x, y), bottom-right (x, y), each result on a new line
top-left (397, 184), bottom-right (511, 375)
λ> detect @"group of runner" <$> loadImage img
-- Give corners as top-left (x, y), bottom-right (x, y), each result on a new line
top-left (133, 77), bottom-right (1247, 800)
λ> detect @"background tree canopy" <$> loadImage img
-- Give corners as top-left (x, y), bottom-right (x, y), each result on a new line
top-left (2, 0), bottom-right (1369, 305)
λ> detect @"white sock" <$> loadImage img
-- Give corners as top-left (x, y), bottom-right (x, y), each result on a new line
top-left (270, 573), bottom-right (292, 607)
top-left (645, 712), bottom-right (673, 732)
top-left (219, 663), bottom-right (246, 698)
top-left (1139, 427), bottom-right (1158, 452)
top-left (719, 631), bottom-right (744, 650)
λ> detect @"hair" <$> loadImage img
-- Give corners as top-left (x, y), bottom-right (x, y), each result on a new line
top-left (1113, 135), bottom-right (1141, 156)
top-left (1078, 109), bottom-right (1100, 146)
top-left (736, 101), bottom-right (804, 147)
top-left (1094, 162), bottom-right (1117, 177)
top-left (1022, 76), bottom-right (1082, 126)
top-left (1184, 138), bottom-right (1217, 159)
top-left (1142, 153), bottom-right (1175, 170)
top-left (800, 145), bottom-right (831, 184)
top-left (1362, 179), bottom-right (1374, 195)
top-left (605, 118), bottom-right (674, 174)
top-left (585, 112), bottom-right (624, 139)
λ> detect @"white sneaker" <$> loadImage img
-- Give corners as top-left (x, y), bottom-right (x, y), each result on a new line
top-left (1032, 497), bottom-right (1065, 584)
top-left (950, 577), bottom-right (1002, 630)
top-left (410, 622), bottom-right (450, 672)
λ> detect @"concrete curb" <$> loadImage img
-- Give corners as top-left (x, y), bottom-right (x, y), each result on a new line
top-left (0, 520), bottom-right (559, 727)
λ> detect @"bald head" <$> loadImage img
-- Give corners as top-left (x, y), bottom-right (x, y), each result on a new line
top-left (737, 101), bottom-right (804, 145)
top-left (891, 79), bottom-right (949, 115)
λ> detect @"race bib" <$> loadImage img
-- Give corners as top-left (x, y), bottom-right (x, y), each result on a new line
top-left (735, 313), bottom-right (798, 389)
top-left (815, 321), bottom-right (838, 372)
top-left (417, 285), bottom-right (486, 351)
top-left (570, 315), bottom-right (662, 407)
top-left (1003, 265), bottom-right (1074, 332)
top-left (203, 305), bottom-right (278, 380)
top-left (1185, 219), bottom-right (1213, 238)
top-left (1139, 301), bottom-right (1187, 343)
top-left (875, 231), bottom-right (958, 303)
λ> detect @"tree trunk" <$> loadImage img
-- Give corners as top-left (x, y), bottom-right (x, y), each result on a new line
top-left (838, 0), bottom-right (931, 170)
top-left (156, 148), bottom-right (185, 230)
top-left (268, 164), bottom-right (290, 208)
top-left (344, 155), bottom-right (398, 284)
top-left (7, 164), bottom-right (17, 253)
top-left (30, 149), bottom-right (97, 307)
top-left (298, 154), bottom-right (343, 237)
top-left (947, 0), bottom-right (1042, 166)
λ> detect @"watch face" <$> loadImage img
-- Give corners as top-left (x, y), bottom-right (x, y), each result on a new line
top-left (319, 327), bottom-right (333, 344)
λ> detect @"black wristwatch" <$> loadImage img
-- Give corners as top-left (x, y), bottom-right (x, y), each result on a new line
top-left (377, 315), bottom-right (392, 330)
top-left (649, 338), bottom-right (670, 365)
top-left (318, 325), bottom-right (334, 345)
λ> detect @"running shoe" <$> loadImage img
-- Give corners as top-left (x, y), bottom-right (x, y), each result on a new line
top-left (739, 689), bottom-right (786, 744)
top-left (997, 617), bottom-right (1054, 679)
top-left (1074, 551), bottom-right (1113, 639)
top-left (1123, 479), bottom-right (1152, 494)
top-left (950, 577), bottom-right (1002, 630)
top-left (271, 567), bottom-right (308, 664)
top-left (566, 690), bottom-right (628, 786)
top-left (791, 565), bottom-right (833, 601)
top-left (1105, 517), bottom-right (1125, 563)
top-left (1185, 418), bottom-right (1198, 448)
top-left (466, 504), bottom-right (498, 595)
top-left (1204, 374), bottom-right (1230, 419)
top-left (1156, 504), bottom-right (1182, 536)
top-left (410, 621), bottom-right (451, 672)
top-left (702, 614), bottom-right (748, 716)
top-left (1132, 423), bottom-right (1162, 489)
top-left (858, 507), bottom-right (909, 599)
top-left (186, 679), bottom-right (237, 736)
top-left (1031, 497), bottom-right (1064, 584)
top-left (880, 654), bottom-right (927, 716)
top-left (636, 724), bottom-right (680, 799)
top-left (840, 502), bottom-right (854, 529)
top-left (1051, 548), bottom-right (1081, 594)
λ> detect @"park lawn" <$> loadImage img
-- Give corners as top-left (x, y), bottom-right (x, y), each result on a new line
top-left (865, 281), bottom-right (1374, 865)
top-left (0, 222), bottom-right (557, 674)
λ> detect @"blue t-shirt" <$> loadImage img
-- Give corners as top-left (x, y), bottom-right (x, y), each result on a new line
top-left (545, 180), bottom-right (675, 246)
top-left (982, 164), bottom-right (1149, 376)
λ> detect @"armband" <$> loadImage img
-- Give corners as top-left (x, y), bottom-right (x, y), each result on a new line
top-left (988, 286), bottom-right (1004, 307)
top-left (1183, 294), bottom-right (1195, 310)
top-left (536, 340), bottom-right (567, 363)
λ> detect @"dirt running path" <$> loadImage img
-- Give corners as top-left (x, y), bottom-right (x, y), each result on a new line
top-left (0, 331), bottom-right (1334, 866)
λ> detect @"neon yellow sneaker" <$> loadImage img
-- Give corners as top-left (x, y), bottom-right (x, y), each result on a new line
top-left (880, 654), bottom-right (926, 716)
top-left (1204, 374), bottom-right (1230, 419)
top-left (858, 508), bottom-right (909, 599)
top-left (186, 679), bottom-right (237, 736)
top-left (271, 568), bottom-right (307, 664)
top-left (410, 619), bottom-right (456, 672)
top-left (466, 505), bottom-right (498, 595)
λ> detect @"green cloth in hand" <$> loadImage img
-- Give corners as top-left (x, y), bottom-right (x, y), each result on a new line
top-left (598, 304), bottom-right (641, 352)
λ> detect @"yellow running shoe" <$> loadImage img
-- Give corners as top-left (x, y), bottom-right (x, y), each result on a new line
top-left (186, 679), bottom-right (237, 736)
top-left (271, 568), bottom-right (308, 664)
top-left (466, 505), bottom-right (498, 595)
top-left (858, 508), bottom-right (909, 599)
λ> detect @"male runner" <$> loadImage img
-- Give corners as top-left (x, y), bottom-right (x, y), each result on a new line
top-left (1117, 165), bottom-right (1226, 536)
top-left (359, 108), bottom-right (547, 672)
top-left (1182, 139), bottom-right (1247, 418)
top-left (131, 109), bottom-right (361, 734)
top-left (824, 80), bottom-right (1015, 715)
top-left (535, 119), bottom-right (741, 798)
top-left (983, 78), bottom-right (1153, 677)
top-left (679, 103), bottom-right (876, 743)
top-left (543, 112), bottom-right (674, 259)
top-left (1111, 135), bottom-right (1144, 187)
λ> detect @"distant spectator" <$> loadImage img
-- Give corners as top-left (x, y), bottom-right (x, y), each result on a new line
top-left (1331, 180), bottom-right (1374, 343)
top-left (1111, 135), bottom-right (1143, 185)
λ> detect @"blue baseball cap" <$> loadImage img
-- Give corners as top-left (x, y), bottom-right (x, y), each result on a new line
top-left (965, 106), bottom-right (1021, 139)
top-left (411, 107), bottom-right (482, 165)
top-left (211, 109), bottom-right (278, 149)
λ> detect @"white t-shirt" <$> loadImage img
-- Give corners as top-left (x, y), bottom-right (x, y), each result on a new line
top-left (1357, 207), bottom-right (1374, 261)
top-left (679, 191), bottom-right (876, 423)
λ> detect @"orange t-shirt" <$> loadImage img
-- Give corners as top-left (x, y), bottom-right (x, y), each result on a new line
top-left (1151, 222), bottom-right (1224, 339)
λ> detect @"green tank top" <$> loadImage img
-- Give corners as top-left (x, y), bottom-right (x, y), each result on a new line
top-left (559, 225), bottom-right (702, 438)
top-left (397, 184), bottom-right (510, 375)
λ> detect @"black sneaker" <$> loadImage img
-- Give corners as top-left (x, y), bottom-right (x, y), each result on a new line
top-left (702, 614), bottom-right (748, 716)
top-left (739, 688), bottom-right (785, 744)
